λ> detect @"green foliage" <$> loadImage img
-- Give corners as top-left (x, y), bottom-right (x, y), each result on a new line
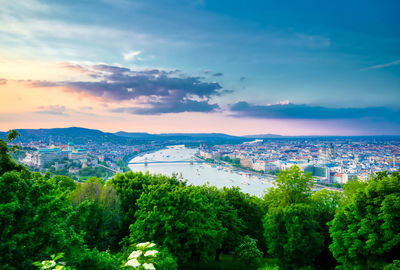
top-left (311, 189), bottom-right (343, 268)
top-left (69, 178), bottom-right (122, 251)
top-left (264, 204), bottom-right (324, 269)
top-left (220, 156), bottom-right (240, 166)
top-left (197, 186), bottom-right (245, 260)
top-left (109, 171), bottom-right (182, 240)
top-left (329, 172), bottom-right (400, 269)
top-left (0, 130), bottom-right (24, 175)
top-left (67, 248), bottom-right (120, 270)
top-left (383, 260), bottom-right (400, 270)
top-left (6, 129), bottom-right (20, 153)
top-left (222, 187), bottom-right (267, 253)
top-left (154, 246), bottom-right (179, 270)
top-left (129, 183), bottom-right (225, 264)
top-left (0, 171), bottom-right (82, 269)
top-left (51, 175), bottom-right (76, 192)
top-left (264, 166), bottom-right (314, 208)
top-left (78, 166), bottom-right (108, 178)
top-left (342, 177), bottom-right (367, 204)
top-left (234, 236), bottom-right (263, 270)
top-left (262, 167), bottom-right (341, 269)
top-left (232, 158), bottom-right (240, 166)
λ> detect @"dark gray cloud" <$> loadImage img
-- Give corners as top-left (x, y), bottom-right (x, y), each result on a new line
top-left (0, 78), bottom-right (7, 85)
top-left (34, 105), bottom-right (68, 116)
top-left (30, 64), bottom-right (230, 115)
top-left (92, 64), bottom-right (130, 74)
top-left (230, 101), bottom-right (400, 122)
top-left (111, 100), bottom-right (219, 115)
top-left (213, 72), bottom-right (223, 77)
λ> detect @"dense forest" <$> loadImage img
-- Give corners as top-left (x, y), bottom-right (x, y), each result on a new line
top-left (1, 131), bottom-right (399, 270)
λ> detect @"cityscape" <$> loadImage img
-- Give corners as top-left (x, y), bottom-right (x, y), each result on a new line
top-left (1, 0), bottom-right (399, 269)
top-left (7, 128), bottom-right (399, 189)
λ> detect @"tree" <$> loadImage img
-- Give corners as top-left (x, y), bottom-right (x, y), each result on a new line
top-left (329, 172), bottom-right (400, 269)
top-left (262, 166), bottom-right (337, 269)
top-left (264, 166), bottom-right (314, 208)
top-left (51, 175), bottom-right (76, 192)
top-left (341, 176), bottom-right (367, 204)
top-left (129, 183), bottom-right (225, 264)
top-left (263, 204), bottom-right (324, 269)
top-left (69, 177), bottom-right (122, 251)
top-left (198, 185), bottom-right (244, 260)
top-left (234, 236), bottom-right (263, 270)
top-left (311, 189), bottom-right (343, 269)
top-left (222, 187), bottom-right (267, 253)
top-left (0, 130), bottom-right (24, 176)
top-left (109, 171), bottom-right (182, 240)
top-left (0, 171), bottom-right (81, 269)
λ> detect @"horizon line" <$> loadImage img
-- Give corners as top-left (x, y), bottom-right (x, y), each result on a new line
top-left (1, 126), bottom-right (400, 138)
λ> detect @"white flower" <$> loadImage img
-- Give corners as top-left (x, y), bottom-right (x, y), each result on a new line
top-left (125, 259), bottom-right (141, 268)
top-left (128, 250), bottom-right (142, 259)
top-left (147, 243), bottom-right (156, 248)
top-left (136, 242), bottom-right (151, 247)
top-left (144, 250), bottom-right (159, 257)
top-left (143, 263), bottom-right (156, 270)
top-left (42, 260), bottom-right (56, 269)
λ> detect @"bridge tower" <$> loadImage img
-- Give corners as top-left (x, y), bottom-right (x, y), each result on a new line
top-left (144, 157), bottom-right (148, 166)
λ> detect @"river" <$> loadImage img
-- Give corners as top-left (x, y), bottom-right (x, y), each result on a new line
top-left (128, 146), bottom-right (274, 197)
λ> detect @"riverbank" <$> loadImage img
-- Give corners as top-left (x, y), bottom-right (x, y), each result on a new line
top-left (196, 154), bottom-right (343, 193)
top-left (195, 154), bottom-right (277, 181)
top-left (128, 147), bottom-right (273, 197)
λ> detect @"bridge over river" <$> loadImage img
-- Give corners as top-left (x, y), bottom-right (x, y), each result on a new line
top-left (129, 157), bottom-right (206, 166)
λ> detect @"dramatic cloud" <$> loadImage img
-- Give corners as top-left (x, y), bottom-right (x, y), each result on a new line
top-left (111, 100), bottom-right (219, 115)
top-left (30, 64), bottom-right (229, 114)
top-left (0, 78), bottom-right (7, 85)
top-left (230, 102), bottom-right (400, 122)
top-left (34, 105), bottom-right (67, 115)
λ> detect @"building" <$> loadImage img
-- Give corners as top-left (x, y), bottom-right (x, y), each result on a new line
top-left (304, 165), bottom-right (330, 182)
top-left (240, 157), bottom-right (253, 168)
top-left (252, 160), bottom-right (278, 172)
top-left (331, 173), bottom-right (348, 184)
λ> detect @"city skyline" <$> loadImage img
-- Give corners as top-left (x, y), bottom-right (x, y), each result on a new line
top-left (1, 0), bottom-right (399, 135)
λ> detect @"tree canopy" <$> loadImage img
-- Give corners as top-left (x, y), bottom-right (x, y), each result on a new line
top-left (329, 172), bottom-right (400, 269)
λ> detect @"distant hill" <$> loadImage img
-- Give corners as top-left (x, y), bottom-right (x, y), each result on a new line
top-left (0, 127), bottom-right (251, 145)
top-left (114, 131), bottom-right (250, 144)
top-left (0, 127), bottom-right (144, 145)
top-left (15, 127), bottom-right (109, 137)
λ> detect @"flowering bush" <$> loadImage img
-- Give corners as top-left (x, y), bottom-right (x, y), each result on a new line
top-left (124, 242), bottom-right (177, 270)
top-left (124, 242), bottom-right (158, 270)
top-left (33, 253), bottom-right (73, 270)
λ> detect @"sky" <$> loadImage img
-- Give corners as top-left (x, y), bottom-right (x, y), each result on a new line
top-left (0, 0), bottom-right (399, 136)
